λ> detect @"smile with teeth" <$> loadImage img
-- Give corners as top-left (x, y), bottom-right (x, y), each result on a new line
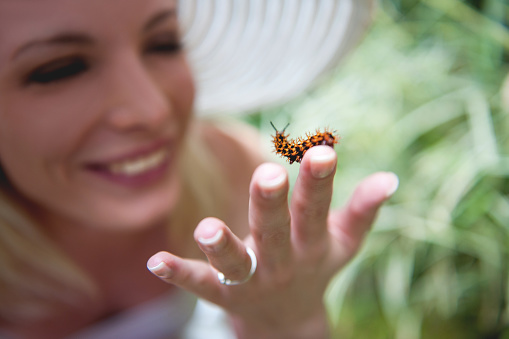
top-left (106, 149), bottom-right (168, 176)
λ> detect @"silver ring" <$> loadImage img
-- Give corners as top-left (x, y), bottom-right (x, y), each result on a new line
top-left (217, 247), bottom-right (257, 286)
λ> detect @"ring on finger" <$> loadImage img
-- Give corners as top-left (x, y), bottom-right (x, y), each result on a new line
top-left (217, 247), bottom-right (257, 286)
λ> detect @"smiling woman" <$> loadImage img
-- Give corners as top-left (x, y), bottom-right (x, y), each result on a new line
top-left (0, 1), bottom-right (398, 338)
top-left (0, 0), bottom-right (194, 232)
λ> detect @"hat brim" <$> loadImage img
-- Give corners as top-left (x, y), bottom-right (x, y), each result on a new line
top-left (179, 0), bottom-right (374, 115)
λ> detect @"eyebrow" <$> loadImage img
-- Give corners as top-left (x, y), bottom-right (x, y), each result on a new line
top-left (10, 8), bottom-right (177, 61)
top-left (143, 8), bottom-right (178, 32)
top-left (11, 34), bottom-right (93, 61)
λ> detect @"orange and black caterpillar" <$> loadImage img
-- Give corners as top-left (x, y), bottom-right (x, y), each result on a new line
top-left (270, 122), bottom-right (339, 164)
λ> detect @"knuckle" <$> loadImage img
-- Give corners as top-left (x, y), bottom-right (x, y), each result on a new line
top-left (269, 267), bottom-right (295, 289)
top-left (302, 245), bottom-right (329, 264)
top-left (259, 229), bottom-right (290, 247)
top-left (293, 196), bottom-right (329, 220)
top-left (348, 200), bottom-right (374, 225)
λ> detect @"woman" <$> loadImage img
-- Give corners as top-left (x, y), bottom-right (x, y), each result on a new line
top-left (0, 0), bottom-right (398, 338)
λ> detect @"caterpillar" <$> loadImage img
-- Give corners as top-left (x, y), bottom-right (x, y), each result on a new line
top-left (270, 122), bottom-right (339, 164)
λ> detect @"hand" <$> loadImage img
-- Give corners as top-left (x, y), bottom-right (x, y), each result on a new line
top-left (147, 146), bottom-right (399, 339)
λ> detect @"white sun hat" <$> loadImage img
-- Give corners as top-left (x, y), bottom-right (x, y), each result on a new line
top-left (178, 0), bottom-right (374, 116)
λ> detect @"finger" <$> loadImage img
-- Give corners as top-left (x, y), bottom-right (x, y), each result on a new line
top-left (194, 217), bottom-right (254, 283)
top-left (290, 146), bottom-right (337, 248)
top-left (249, 163), bottom-right (292, 270)
top-left (330, 172), bottom-right (399, 257)
top-left (147, 251), bottom-right (222, 303)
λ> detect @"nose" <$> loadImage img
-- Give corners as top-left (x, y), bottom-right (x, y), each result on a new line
top-left (104, 54), bottom-right (170, 131)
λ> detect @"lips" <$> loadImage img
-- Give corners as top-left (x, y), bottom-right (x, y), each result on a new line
top-left (85, 141), bottom-right (174, 187)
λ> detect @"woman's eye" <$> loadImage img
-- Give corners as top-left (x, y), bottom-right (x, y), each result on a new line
top-left (148, 42), bottom-right (183, 54)
top-left (146, 33), bottom-right (183, 55)
top-left (26, 57), bottom-right (88, 84)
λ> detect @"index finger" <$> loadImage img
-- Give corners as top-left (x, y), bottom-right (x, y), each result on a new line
top-left (290, 146), bottom-right (337, 249)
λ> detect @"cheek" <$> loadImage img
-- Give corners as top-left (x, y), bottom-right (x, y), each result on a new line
top-left (0, 90), bottom-right (96, 203)
top-left (179, 65), bottom-right (196, 113)
top-left (0, 122), bottom-right (63, 212)
top-left (0, 103), bottom-right (84, 166)
top-left (0, 105), bottom-right (60, 174)
top-left (160, 56), bottom-right (196, 120)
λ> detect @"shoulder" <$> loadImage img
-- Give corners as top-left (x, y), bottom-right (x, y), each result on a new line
top-left (199, 119), bottom-right (265, 170)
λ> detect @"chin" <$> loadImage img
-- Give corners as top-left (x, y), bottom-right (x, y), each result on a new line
top-left (93, 183), bottom-right (182, 232)
top-left (45, 173), bottom-right (183, 233)
top-left (86, 200), bottom-right (176, 232)
top-left (81, 156), bottom-right (184, 231)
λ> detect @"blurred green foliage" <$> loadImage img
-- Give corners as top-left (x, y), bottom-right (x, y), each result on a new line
top-left (246, 0), bottom-right (509, 338)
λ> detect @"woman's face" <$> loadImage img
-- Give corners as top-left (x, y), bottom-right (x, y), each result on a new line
top-left (0, 0), bottom-right (195, 230)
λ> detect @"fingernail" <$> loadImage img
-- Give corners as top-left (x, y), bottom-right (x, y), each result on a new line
top-left (385, 172), bottom-right (399, 198)
top-left (257, 164), bottom-right (287, 199)
top-left (310, 151), bottom-right (336, 179)
top-left (197, 229), bottom-right (224, 250)
top-left (147, 261), bottom-right (172, 279)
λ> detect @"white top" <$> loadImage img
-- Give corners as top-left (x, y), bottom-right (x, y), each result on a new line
top-left (66, 291), bottom-right (236, 339)
top-left (68, 290), bottom-right (197, 339)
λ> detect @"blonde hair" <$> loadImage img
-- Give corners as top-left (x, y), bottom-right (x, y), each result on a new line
top-left (0, 179), bottom-right (97, 323)
top-left (0, 119), bottom-right (227, 325)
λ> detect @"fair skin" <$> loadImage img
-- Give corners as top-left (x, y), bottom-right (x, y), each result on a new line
top-left (0, 1), bottom-right (398, 338)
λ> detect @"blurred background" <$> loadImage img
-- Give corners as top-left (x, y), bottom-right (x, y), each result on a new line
top-left (243, 0), bottom-right (509, 338)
